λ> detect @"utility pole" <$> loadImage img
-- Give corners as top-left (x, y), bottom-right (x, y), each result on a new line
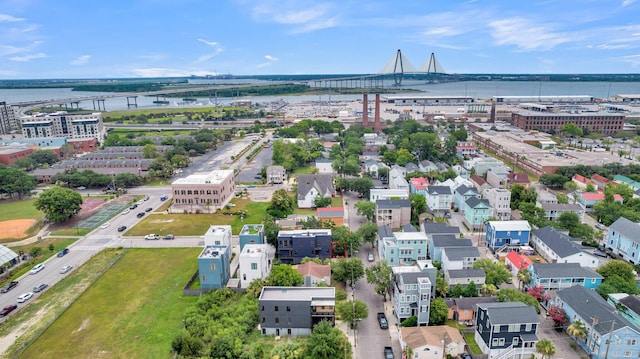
top-left (603, 320), bottom-right (616, 359)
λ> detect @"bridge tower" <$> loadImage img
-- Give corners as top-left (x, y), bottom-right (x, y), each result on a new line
top-left (379, 49), bottom-right (417, 86)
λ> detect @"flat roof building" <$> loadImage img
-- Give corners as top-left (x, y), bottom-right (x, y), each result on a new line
top-left (19, 111), bottom-right (106, 141)
top-left (171, 169), bottom-right (234, 213)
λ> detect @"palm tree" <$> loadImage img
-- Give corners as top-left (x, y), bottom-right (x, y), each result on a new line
top-left (517, 268), bottom-right (531, 291)
top-left (536, 338), bottom-right (556, 359)
top-left (567, 320), bottom-right (587, 343)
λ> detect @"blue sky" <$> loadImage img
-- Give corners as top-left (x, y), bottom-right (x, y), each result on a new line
top-left (1, 0), bottom-right (640, 78)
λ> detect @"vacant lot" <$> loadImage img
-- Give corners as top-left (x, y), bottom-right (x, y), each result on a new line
top-left (18, 248), bottom-right (200, 359)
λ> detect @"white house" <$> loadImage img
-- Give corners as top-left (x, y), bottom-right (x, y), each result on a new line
top-left (482, 188), bottom-right (512, 221)
top-left (441, 247), bottom-right (481, 272)
top-left (426, 186), bottom-right (453, 214)
top-left (239, 244), bottom-right (275, 288)
top-left (369, 188), bottom-right (410, 202)
top-left (204, 225), bottom-right (232, 247)
top-left (530, 226), bottom-right (600, 269)
top-left (296, 174), bottom-right (334, 209)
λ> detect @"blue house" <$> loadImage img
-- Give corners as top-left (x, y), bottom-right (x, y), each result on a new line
top-left (607, 217), bottom-right (640, 264)
top-left (198, 245), bottom-right (231, 290)
top-left (608, 294), bottom-right (640, 330)
top-left (463, 197), bottom-right (492, 231)
top-left (277, 229), bottom-right (332, 264)
top-left (239, 224), bottom-right (265, 251)
top-left (429, 234), bottom-right (472, 262)
top-left (378, 225), bottom-right (429, 266)
top-left (474, 302), bottom-right (539, 359)
top-left (485, 220), bottom-right (531, 251)
top-left (453, 185), bottom-right (479, 211)
top-left (528, 262), bottom-right (602, 291)
top-left (554, 285), bottom-right (640, 359)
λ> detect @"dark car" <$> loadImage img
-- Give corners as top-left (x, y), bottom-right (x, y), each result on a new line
top-left (57, 248), bottom-right (69, 257)
top-left (377, 312), bottom-right (389, 329)
top-left (0, 304), bottom-right (17, 317)
top-left (145, 207), bottom-right (153, 212)
top-left (130, 204), bottom-right (138, 210)
top-left (163, 234), bottom-right (175, 240)
top-left (117, 225), bottom-right (127, 232)
top-left (136, 212), bottom-right (145, 218)
top-left (33, 283), bottom-right (48, 293)
top-left (1, 281), bottom-right (18, 293)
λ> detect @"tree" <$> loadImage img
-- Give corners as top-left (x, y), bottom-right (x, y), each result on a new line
top-left (142, 143), bottom-right (159, 159)
top-left (305, 320), bottom-right (349, 358)
top-left (331, 258), bottom-right (365, 286)
top-left (561, 123), bottom-right (583, 138)
top-left (171, 330), bottom-right (204, 357)
top-left (527, 285), bottom-right (550, 302)
top-left (263, 215), bottom-right (281, 247)
top-left (410, 194), bottom-right (426, 225)
top-left (536, 338), bottom-right (556, 359)
top-left (29, 150), bottom-right (59, 166)
top-left (517, 268), bottom-right (531, 290)
top-left (34, 187), bottom-right (83, 223)
top-left (354, 201), bottom-right (375, 221)
top-left (332, 226), bottom-right (362, 255)
top-left (585, 182), bottom-right (596, 193)
top-left (436, 271), bottom-right (448, 297)
top-left (496, 288), bottom-right (540, 313)
top-left (463, 282), bottom-right (478, 297)
top-left (539, 174), bottom-right (569, 188)
top-left (511, 184), bottom-right (537, 208)
top-left (271, 342), bottom-right (303, 359)
top-left (0, 167), bottom-right (36, 198)
top-left (267, 189), bottom-right (295, 218)
top-left (597, 260), bottom-right (636, 283)
top-left (336, 300), bottom-right (368, 329)
top-left (547, 305), bottom-right (569, 329)
top-left (356, 222), bottom-right (378, 248)
top-left (429, 297), bottom-right (448, 325)
top-left (567, 320), bottom-right (587, 342)
top-left (365, 260), bottom-right (392, 301)
top-left (265, 264), bottom-right (303, 286)
top-left (301, 216), bottom-right (324, 229)
top-left (556, 193), bottom-right (569, 204)
top-left (480, 283), bottom-right (497, 296)
top-left (473, 258), bottom-right (511, 286)
top-left (557, 212), bottom-right (581, 231)
top-left (396, 148), bottom-right (415, 166)
top-left (313, 195), bottom-right (332, 209)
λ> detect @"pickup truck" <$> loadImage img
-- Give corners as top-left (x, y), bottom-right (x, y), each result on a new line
top-left (377, 312), bottom-right (389, 329)
top-left (384, 346), bottom-right (394, 359)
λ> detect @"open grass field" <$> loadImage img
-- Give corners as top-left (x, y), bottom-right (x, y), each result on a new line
top-left (17, 248), bottom-right (201, 359)
top-left (0, 199), bottom-right (42, 221)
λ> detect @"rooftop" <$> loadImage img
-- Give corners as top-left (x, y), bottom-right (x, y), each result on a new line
top-left (172, 169), bottom-right (234, 185)
top-left (259, 286), bottom-right (335, 301)
top-left (199, 245), bottom-right (228, 259)
top-left (487, 220), bottom-right (531, 231)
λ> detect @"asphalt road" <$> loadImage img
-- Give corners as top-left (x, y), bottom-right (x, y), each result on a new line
top-left (235, 145), bottom-right (273, 183)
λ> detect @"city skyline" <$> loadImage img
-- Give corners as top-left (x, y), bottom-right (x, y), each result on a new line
top-left (1, 0), bottom-right (640, 79)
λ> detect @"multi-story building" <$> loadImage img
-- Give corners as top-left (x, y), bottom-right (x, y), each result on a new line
top-left (511, 111), bottom-right (625, 136)
top-left (425, 186), bottom-right (453, 214)
top-left (474, 302), bottom-right (539, 359)
top-left (528, 262), bottom-right (602, 291)
top-left (171, 169), bottom-right (235, 213)
top-left (296, 174), bottom-right (334, 209)
top-left (20, 111), bottom-right (106, 141)
top-left (377, 226), bottom-right (429, 266)
top-left (0, 146), bottom-right (33, 166)
top-left (239, 224), bottom-right (264, 251)
top-left (441, 247), bottom-right (481, 272)
top-left (483, 188), bottom-right (511, 221)
top-left (485, 221), bottom-right (531, 251)
top-left (0, 102), bottom-right (17, 135)
top-left (259, 286), bottom-right (335, 336)
top-left (197, 245), bottom-right (231, 290)
top-left (203, 225), bottom-right (232, 247)
top-left (607, 217), bottom-right (640, 264)
top-left (277, 229), bottom-right (332, 264)
top-left (239, 244), bottom-right (274, 289)
top-left (369, 188), bottom-right (410, 202)
top-left (453, 185), bottom-right (479, 211)
top-left (530, 226), bottom-right (600, 269)
top-left (462, 197), bottom-right (492, 231)
top-left (375, 199), bottom-right (411, 228)
top-left (409, 177), bottom-right (429, 197)
top-left (540, 203), bottom-right (585, 222)
top-left (445, 268), bottom-right (486, 289)
top-left (266, 165), bottom-right (286, 184)
top-left (392, 271), bottom-right (432, 326)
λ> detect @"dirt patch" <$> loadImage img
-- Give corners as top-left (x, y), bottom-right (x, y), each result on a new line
top-left (150, 218), bottom-right (174, 223)
top-left (73, 318), bottom-right (91, 334)
top-left (0, 219), bottom-right (37, 240)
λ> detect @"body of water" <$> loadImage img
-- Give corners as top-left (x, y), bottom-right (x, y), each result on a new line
top-left (2, 80), bottom-right (640, 112)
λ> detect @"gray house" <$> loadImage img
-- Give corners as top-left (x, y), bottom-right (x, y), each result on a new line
top-left (474, 302), bottom-right (539, 359)
top-left (428, 234), bottom-right (472, 262)
top-left (259, 286), bottom-right (335, 336)
top-left (266, 165), bottom-right (287, 184)
top-left (296, 174), bottom-right (335, 209)
top-left (392, 272), bottom-right (432, 326)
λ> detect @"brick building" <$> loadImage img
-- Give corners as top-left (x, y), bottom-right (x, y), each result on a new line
top-left (171, 169), bottom-right (235, 213)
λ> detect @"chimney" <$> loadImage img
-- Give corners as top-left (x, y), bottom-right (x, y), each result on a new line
top-left (362, 93), bottom-right (368, 128)
top-left (374, 93), bottom-right (381, 133)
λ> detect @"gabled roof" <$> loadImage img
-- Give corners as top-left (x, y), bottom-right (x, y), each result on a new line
top-left (376, 199), bottom-right (411, 209)
top-left (293, 262), bottom-right (331, 279)
top-left (410, 177), bottom-right (429, 190)
top-left (423, 223), bottom-right (461, 235)
top-left (431, 235), bottom-right (471, 248)
top-left (470, 175), bottom-right (486, 186)
top-left (579, 192), bottom-right (624, 201)
top-left (531, 262), bottom-right (602, 279)
top-left (532, 226), bottom-right (584, 258)
top-left (507, 173), bottom-right (530, 184)
top-left (447, 268), bottom-right (485, 278)
top-left (402, 223), bottom-right (418, 232)
top-left (452, 296), bottom-right (497, 310)
top-left (540, 203), bottom-right (584, 211)
top-left (443, 246), bottom-right (481, 260)
top-left (455, 185), bottom-right (478, 196)
top-left (476, 302), bottom-right (539, 325)
top-left (591, 174), bottom-right (611, 183)
top-left (572, 174), bottom-right (592, 185)
top-left (619, 295), bottom-right (640, 316)
top-left (401, 326), bottom-right (464, 351)
top-left (297, 174), bottom-right (334, 200)
top-left (609, 217), bottom-right (640, 242)
top-left (465, 197), bottom-right (490, 209)
top-left (378, 224), bottom-right (394, 239)
top-left (487, 220), bottom-right (531, 231)
top-left (405, 163), bottom-right (419, 172)
top-left (427, 186), bottom-right (452, 195)
top-left (505, 251), bottom-right (532, 270)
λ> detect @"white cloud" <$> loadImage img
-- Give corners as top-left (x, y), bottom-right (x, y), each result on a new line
top-left (622, 0), bottom-right (637, 6)
top-left (0, 14), bottom-right (25, 22)
top-left (0, 40), bottom-right (42, 56)
top-left (249, 1), bottom-right (339, 33)
top-left (489, 17), bottom-right (570, 51)
top-left (9, 52), bottom-right (46, 62)
top-left (264, 54), bottom-right (278, 61)
top-left (71, 55), bottom-right (90, 65)
top-left (197, 38), bottom-right (218, 47)
top-left (130, 67), bottom-right (218, 77)
top-left (194, 48), bottom-right (224, 63)
top-left (619, 54), bottom-right (640, 66)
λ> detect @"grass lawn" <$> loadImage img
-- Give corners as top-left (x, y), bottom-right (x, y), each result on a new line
top-left (49, 228), bottom-right (92, 236)
top-left (293, 165), bottom-right (314, 175)
top-left (464, 332), bottom-right (483, 355)
top-left (0, 199), bottom-right (43, 221)
top-left (17, 248), bottom-right (201, 359)
top-left (4, 238), bottom-right (78, 281)
top-left (331, 196), bottom-right (343, 208)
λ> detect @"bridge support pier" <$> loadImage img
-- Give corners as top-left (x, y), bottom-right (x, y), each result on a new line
top-left (126, 96), bottom-right (138, 108)
top-left (92, 99), bottom-right (106, 111)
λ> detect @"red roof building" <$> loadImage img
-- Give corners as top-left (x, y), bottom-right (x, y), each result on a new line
top-left (409, 177), bottom-right (430, 192)
top-left (507, 173), bottom-right (531, 188)
top-left (504, 251), bottom-right (532, 276)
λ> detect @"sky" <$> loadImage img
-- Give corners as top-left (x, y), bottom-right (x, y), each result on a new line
top-left (1, 0), bottom-right (640, 78)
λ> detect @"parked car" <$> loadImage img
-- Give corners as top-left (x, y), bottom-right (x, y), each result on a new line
top-left (145, 207), bottom-right (153, 212)
top-left (377, 312), bottom-right (389, 329)
top-left (145, 234), bottom-right (160, 240)
top-left (30, 263), bottom-right (45, 274)
top-left (160, 195), bottom-right (168, 201)
top-left (60, 265), bottom-right (73, 274)
top-left (596, 223), bottom-right (606, 230)
top-left (0, 304), bottom-right (17, 317)
top-left (384, 346), bottom-right (394, 359)
top-left (117, 225), bottom-right (127, 232)
top-left (136, 212), bottom-right (145, 218)
top-left (100, 222), bottom-right (111, 229)
top-left (76, 186), bottom-right (86, 190)
top-left (367, 253), bottom-right (375, 262)
top-left (33, 283), bottom-right (48, 293)
top-left (163, 234), bottom-right (175, 240)
top-left (121, 208), bottom-right (130, 215)
top-left (57, 248), bottom-right (69, 257)
top-left (130, 204), bottom-right (138, 210)
top-left (143, 196), bottom-right (150, 201)
top-left (17, 292), bottom-right (33, 303)
top-left (1, 281), bottom-right (18, 293)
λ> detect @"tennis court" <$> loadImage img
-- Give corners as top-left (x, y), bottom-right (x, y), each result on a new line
top-left (77, 203), bottom-right (129, 229)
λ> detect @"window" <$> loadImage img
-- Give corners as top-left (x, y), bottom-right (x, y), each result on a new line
top-left (251, 263), bottom-right (258, 270)
top-left (525, 323), bottom-right (532, 331)
top-left (627, 339), bottom-right (636, 346)
top-left (261, 317), bottom-right (265, 323)
top-left (261, 306), bottom-right (264, 311)
top-left (512, 337), bottom-right (519, 346)
top-left (508, 324), bottom-right (520, 332)
top-left (275, 317), bottom-right (279, 324)
top-left (286, 306), bottom-right (291, 312)
top-left (492, 338), bottom-right (499, 346)
top-left (209, 263), bottom-right (216, 271)
top-left (493, 325), bottom-right (500, 333)
top-left (275, 306), bottom-right (279, 312)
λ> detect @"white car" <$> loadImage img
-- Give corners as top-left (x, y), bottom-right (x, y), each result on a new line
top-left (30, 263), bottom-right (45, 274)
top-left (100, 222), bottom-right (111, 229)
top-left (17, 292), bottom-right (33, 303)
top-left (121, 209), bottom-right (131, 215)
top-left (137, 199), bottom-right (145, 205)
top-left (60, 265), bottom-right (73, 274)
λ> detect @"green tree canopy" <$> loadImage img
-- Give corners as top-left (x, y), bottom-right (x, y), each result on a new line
top-left (34, 187), bottom-right (83, 222)
top-left (473, 258), bottom-right (512, 286)
top-left (354, 201), bottom-right (375, 221)
top-left (265, 264), bottom-right (303, 286)
top-left (331, 258), bottom-right (365, 286)
top-left (336, 300), bottom-right (368, 329)
top-left (496, 288), bottom-right (540, 313)
top-left (267, 189), bottom-right (295, 218)
top-left (365, 260), bottom-right (393, 301)
top-left (429, 298), bottom-right (448, 325)
top-left (535, 338), bottom-right (556, 359)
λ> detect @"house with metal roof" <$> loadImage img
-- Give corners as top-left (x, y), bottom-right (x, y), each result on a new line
top-left (608, 293), bottom-right (640, 330)
top-left (463, 197), bottom-right (493, 230)
top-left (540, 203), bottom-right (585, 222)
top-left (530, 226), bottom-right (600, 269)
top-left (553, 285), bottom-right (640, 359)
top-left (392, 271), bottom-right (432, 326)
top-left (441, 247), bottom-right (481, 272)
top-left (607, 217), bottom-right (640, 264)
top-left (425, 185), bottom-right (453, 214)
top-left (428, 234), bottom-right (472, 262)
top-left (444, 268), bottom-right (486, 289)
top-left (474, 302), bottom-right (539, 359)
top-left (378, 229), bottom-right (429, 266)
top-left (453, 185), bottom-right (479, 211)
top-left (485, 220), bottom-right (531, 251)
top-left (528, 262), bottom-right (602, 291)
top-left (375, 199), bottom-right (411, 229)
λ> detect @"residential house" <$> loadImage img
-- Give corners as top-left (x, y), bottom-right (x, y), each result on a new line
top-left (572, 174), bottom-right (594, 190)
top-left (418, 160), bottom-right (438, 173)
top-left (456, 142), bottom-right (477, 158)
top-left (530, 226), bottom-right (600, 269)
top-left (470, 175), bottom-right (491, 193)
top-left (239, 224), bottom-right (265, 251)
top-left (369, 188), bottom-right (409, 202)
top-left (485, 220), bottom-right (531, 251)
top-left (462, 197), bottom-right (493, 231)
top-left (292, 261), bottom-right (331, 287)
top-left (591, 174), bottom-right (612, 191)
top-left (540, 203), bottom-right (586, 222)
top-left (614, 175), bottom-right (640, 192)
top-left (390, 164), bottom-right (408, 178)
top-left (425, 186), bottom-right (453, 214)
top-left (486, 166), bottom-right (512, 188)
top-left (360, 151), bottom-right (379, 163)
top-left (316, 207), bottom-right (344, 227)
top-left (239, 244), bottom-right (274, 289)
top-left (389, 167), bottom-right (410, 190)
top-left (392, 272), bottom-right (432, 326)
top-left (575, 192), bottom-right (623, 211)
top-left (277, 229), bottom-right (332, 264)
top-left (465, 156), bottom-right (505, 176)
top-left (409, 177), bottom-right (430, 197)
top-left (528, 262), bottom-right (602, 291)
top-left (444, 268), bottom-right (486, 289)
top-left (504, 250), bottom-right (532, 276)
top-left (474, 302), bottom-right (539, 359)
top-left (364, 159), bottom-right (385, 177)
top-left (428, 235), bottom-right (472, 262)
top-left (296, 174), bottom-right (335, 209)
top-left (507, 173), bottom-right (531, 188)
top-left (553, 285), bottom-right (640, 359)
top-left (314, 159), bottom-right (334, 174)
top-left (607, 217), bottom-right (640, 264)
top-left (452, 164), bottom-right (470, 179)
top-left (259, 286), bottom-right (335, 336)
top-left (400, 326), bottom-right (466, 359)
top-left (483, 188), bottom-right (512, 221)
top-left (423, 223), bottom-right (461, 238)
top-left (405, 163), bottom-right (419, 173)
top-left (198, 245), bottom-right (231, 290)
top-left (378, 227), bottom-right (429, 266)
top-left (607, 294), bottom-right (640, 330)
top-left (204, 225), bottom-right (232, 247)
top-left (453, 185), bottom-right (479, 211)
top-left (441, 247), bottom-right (481, 272)
top-left (375, 199), bottom-right (411, 228)
top-left (266, 165), bottom-right (286, 184)
top-left (446, 296), bottom-right (497, 323)
top-left (536, 191), bottom-right (558, 206)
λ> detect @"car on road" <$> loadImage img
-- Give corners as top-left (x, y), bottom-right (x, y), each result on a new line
top-left (596, 223), bottom-right (606, 230)
top-left (121, 208), bottom-right (130, 215)
top-left (145, 207), bottom-right (153, 212)
top-left (77, 186), bottom-right (86, 190)
top-left (1, 281), bottom-right (18, 293)
top-left (377, 312), bottom-right (389, 329)
top-left (384, 346), bottom-right (394, 359)
top-left (367, 253), bottom-right (375, 262)
top-left (117, 225), bottom-right (127, 232)
top-left (17, 292), bottom-right (33, 303)
top-left (160, 195), bottom-right (168, 201)
top-left (0, 304), bottom-right (17, 317)
top-left (57, 248), bottom-right (69, 257)
top-left (60, 265), bottom-right (73, 274)
top-left (137, 199), bottom-right (145, 206)
top-left (100, 222), bottom-right (111, 229)
top-left (136, 212), bottom-right (145, 218)
top-left (145, 234), bottom-right (160, 240)
top-left (30, 263), bottom-right (45, 274)
top-left (143, 196), bottom-right (149, 201)
top-left (33, 283), bottom-right (48, 293)
top-left (163, 234), bottom-right (174, 240)
top-left (130, 204), bottom-right (138, 210)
